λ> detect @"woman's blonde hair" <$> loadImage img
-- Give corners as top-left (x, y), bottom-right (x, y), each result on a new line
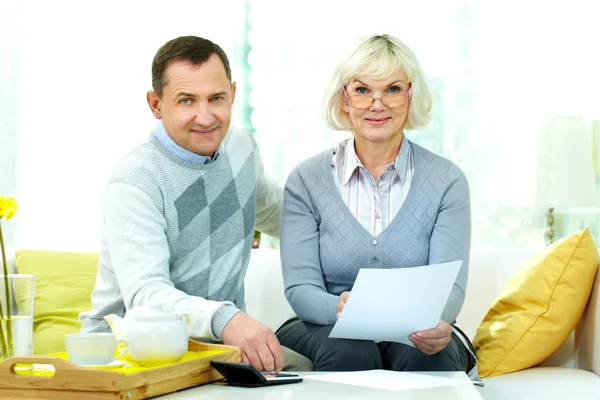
top-left (322, 34), bottom-right (433, 131)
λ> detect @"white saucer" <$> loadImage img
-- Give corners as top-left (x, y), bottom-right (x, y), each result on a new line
top-left (78, 360), bottom-right (128, 369)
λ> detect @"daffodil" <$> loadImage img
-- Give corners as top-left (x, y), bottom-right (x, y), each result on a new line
top-left (0, 195), bottom-right (18, 358)
top-left (3, 207), bottom-right (16, 221)
top-left (0, 197), bottom-right (17, 220)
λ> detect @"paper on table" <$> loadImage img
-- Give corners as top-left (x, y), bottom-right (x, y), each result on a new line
top-left (329, 261), bottom-right (462, 346)
top-left (304, 370), bottom-right (469, 391)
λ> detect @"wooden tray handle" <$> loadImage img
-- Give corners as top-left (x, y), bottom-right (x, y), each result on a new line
top-left (0, 356), bottom-right (125, 392)
top-left (0, 356), bottom-right (78, 381)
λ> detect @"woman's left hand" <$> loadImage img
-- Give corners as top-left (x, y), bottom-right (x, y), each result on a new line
top-left (409, 320), bottom-right (452, 355)
top-left (336, 291), bottom-right (351, 319)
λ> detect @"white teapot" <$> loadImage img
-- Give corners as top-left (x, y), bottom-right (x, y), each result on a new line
top-left (104, 305), bottom-right (191, 367)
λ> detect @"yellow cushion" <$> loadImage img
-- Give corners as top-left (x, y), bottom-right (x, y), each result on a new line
top-left (15, 250), bottom-right (99, 355)
top-left (473, 228), bottom-right (599, 377)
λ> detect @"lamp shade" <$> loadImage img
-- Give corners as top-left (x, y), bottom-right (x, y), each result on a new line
top-left (534, 116), bottom-right (598, 209)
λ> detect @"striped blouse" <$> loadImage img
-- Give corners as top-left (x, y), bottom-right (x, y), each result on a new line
top-left (331, 136), bottom-right (414, 235)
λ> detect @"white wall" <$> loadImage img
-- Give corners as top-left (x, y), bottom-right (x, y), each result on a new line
top-left (13, 0), bottom-right (246, 250)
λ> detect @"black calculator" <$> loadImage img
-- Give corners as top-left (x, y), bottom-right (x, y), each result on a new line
top-left (211, 360), bottom-right (303, 387)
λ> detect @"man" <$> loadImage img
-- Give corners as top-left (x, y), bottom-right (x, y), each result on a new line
top-left (80, 36), bottom-right (297, 372)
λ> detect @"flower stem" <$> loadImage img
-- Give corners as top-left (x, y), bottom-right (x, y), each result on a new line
top-left (0, 299), bottom-right (6, 358)
top-left (0, 224), bottom-right (13, 358)
top-left (0, 305), bottom-right (6, 359)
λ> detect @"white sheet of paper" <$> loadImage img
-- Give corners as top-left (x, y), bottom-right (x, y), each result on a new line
top-left (329, 261), bottom-right (462, 346)
top-left (304, 370), bottom-right (469, 391)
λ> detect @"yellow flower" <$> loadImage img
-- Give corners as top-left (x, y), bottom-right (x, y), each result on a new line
top-left (0, 197), bottom-right (18, 220)
top-left (3, 207), bottom-right (16, 220)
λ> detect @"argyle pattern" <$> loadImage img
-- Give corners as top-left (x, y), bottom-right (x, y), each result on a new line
top-left (123, 131), bottom-right (259, 306)
top-left (172, 151), bottom-right (257, 305)
top-left (282, 141), bottom-right (470, 326)
top-left (80, 127), bottom-right (271, 336)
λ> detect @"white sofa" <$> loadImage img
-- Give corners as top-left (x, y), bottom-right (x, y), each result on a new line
top-left (7, 248), bottom-right (600, 398)
top-left (244, 249), bottom-right (600, 400)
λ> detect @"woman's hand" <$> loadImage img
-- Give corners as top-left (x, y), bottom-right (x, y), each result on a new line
top-left (409, 320), bottom-right (452, 355)
top-left (336, 291), bottom-right (351, 319)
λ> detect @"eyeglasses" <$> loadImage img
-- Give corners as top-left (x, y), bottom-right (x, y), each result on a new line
top-left (343, 86), bottom-right (412, 109)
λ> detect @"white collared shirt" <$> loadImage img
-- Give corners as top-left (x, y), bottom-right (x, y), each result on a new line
top-left (331, 137), bottom-right (414, 236)
top-left (153, 121), bottom-right (220, 164)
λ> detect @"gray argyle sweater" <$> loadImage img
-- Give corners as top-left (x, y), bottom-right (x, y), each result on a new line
top-left (281, 141), bottom-right (471, 326)
top-left (79, 127), bottom-right (282, 340)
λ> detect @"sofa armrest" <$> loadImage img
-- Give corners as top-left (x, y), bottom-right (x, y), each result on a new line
top-left (579, 265), bottom-right (600, 375)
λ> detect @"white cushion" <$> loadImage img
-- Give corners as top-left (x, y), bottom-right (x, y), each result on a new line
top-left (456, 249), bottom-right (533, 340)
top-left (244, 249), bottom-right (293, 332)
top-left (478, 367), bottom-right (600, 400)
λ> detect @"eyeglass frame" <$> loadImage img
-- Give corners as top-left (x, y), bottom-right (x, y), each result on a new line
top-left (343, 85), bottom-right (412, 109)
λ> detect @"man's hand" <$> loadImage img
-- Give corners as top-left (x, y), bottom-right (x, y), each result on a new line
top-left (221, 312), bottom-right (283, 372)
top-left (336, 291), bottom-right (351, 319)
top-left (409, 320), bottom-right (453, 355)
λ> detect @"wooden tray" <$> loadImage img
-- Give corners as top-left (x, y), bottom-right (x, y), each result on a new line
top-left (0, 340), bottom-right (240, 399)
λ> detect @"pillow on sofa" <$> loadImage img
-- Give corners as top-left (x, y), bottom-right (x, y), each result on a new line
top-left (15, 250), bottom-right (99, 355)
top-left (473, 228), bottom-right (599, 377)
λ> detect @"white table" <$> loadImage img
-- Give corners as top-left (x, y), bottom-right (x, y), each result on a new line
top-left (159, 371), bottom-right (483, 399)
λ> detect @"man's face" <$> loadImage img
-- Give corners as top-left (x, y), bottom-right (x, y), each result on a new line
top-left (147, 54), bottom-right (236, 156)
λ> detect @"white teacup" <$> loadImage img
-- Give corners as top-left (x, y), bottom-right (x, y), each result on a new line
top-left (65, 333), bottom-right (128, 366)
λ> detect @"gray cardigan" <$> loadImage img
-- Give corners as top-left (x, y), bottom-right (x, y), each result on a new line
top-left (280, 141), bottom-right (471, 326)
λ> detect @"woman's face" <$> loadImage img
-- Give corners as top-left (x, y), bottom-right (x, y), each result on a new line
top-left (342, 69), bottom-right (410, 145)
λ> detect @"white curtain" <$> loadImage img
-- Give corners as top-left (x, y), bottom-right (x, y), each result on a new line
top-left (11, 0), bottom-right (247, 250)
top-left (6, 1), bottom-right (600, 251)
top-left (248, 0), bottom-right (600, 249)
top-left (0, 0), bottom-right (19, 247)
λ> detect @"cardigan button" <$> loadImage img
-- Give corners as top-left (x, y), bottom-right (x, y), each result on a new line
top-left (372, 239), bottom-right (378, 245)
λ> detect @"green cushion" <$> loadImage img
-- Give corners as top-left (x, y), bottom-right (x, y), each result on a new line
top-left (15, 250), bottom-right (98, 355)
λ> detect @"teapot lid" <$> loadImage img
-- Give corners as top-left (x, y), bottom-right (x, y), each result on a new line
top-left (132, 305), bottom-right (180, 322)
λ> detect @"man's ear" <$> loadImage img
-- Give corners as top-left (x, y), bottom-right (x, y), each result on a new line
top-left (147, 91), bottom-right (162, 119)
top-left (230, 81), bottom-right (237, 106)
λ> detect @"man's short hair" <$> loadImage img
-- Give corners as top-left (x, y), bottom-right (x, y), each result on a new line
top-left (322, 34), bottom-right (433, 131)
top-left (152, 36), bottom-right (232, 97)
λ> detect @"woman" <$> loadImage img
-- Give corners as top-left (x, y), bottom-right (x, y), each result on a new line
top-left (276, 34), bottom-right (478, 379)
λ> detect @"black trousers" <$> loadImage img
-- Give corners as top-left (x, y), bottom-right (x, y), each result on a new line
top-left (276, 318), bottom-right (473, 372)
